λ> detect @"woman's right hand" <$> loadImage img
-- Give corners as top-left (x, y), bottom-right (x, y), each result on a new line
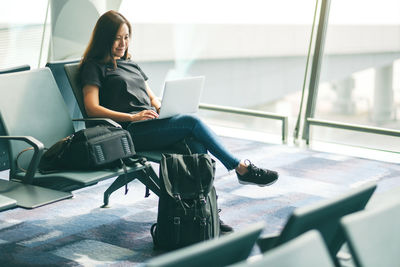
top-left (132, 110), bottom-right (159, 121)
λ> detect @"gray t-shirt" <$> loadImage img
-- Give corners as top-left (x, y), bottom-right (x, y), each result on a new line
top-left (80, 59), bottom-right (156, 123)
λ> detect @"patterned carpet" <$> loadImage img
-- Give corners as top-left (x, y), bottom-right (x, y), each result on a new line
top-left (0, 136), bottom-right (399, 266)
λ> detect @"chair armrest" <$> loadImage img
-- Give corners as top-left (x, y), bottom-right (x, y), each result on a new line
top-left (0, 136), bottom-right (44, 184)
top-left (256, 233), bottom-right (280, 253)
top-left (72, 118), bottom-right (122, 128)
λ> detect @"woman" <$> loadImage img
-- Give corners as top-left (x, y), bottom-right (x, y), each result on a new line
top-left (79, 10), bottom-right (278, 190)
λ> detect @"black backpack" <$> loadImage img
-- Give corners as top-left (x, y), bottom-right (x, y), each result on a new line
top-left (151, 153), bottom-right (220, 250)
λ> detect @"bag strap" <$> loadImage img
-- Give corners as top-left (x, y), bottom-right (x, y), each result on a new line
top-left (182, 138), bottom-right (193, 155)
top-left (171, 156), bottom-right (187, 214)
top-left (150, 223), bottom-right (159, 248)
top-left (172, 156), bottom-right (180, 196)
top-left (16, 147), bottom-right (34, 173)
top-left (195, 154), bottom-right (208, 241)
top-left (16, 146), bottom-right (51, 173)
top-left (194, 154), bottom-right (205, 195)
top-left (169, 156), bottom-right (183, 246)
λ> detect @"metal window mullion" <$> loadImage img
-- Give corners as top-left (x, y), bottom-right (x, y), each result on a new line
top-left (302, 0), bottom-right (332, 144)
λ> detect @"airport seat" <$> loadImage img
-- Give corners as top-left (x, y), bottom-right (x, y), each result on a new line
top-left (256, 182), bottom-right (377, 267)
top-left (340, 200), bottom-right (400, 267)
top-left (0, 68), bottom-right (160, 209)
top-left (46, 59), bottom-right (83, 130)
top-left (0, 194), bottom-right (16, 212)
top-left (145, 222), bottom-right (265, 267)
top-left (0, 64), bottom-right (31, 172)
top-left (231, 230), bottom-right (335, 267)
top-left (64, 62), bottom-right (179, 163)
top-left (0, 64), bottom-right (31, 211)
top-left (0, 64), bottom-right (30, 74)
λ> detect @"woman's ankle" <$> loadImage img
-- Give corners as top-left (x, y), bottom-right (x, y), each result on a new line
top-left (235, 161), bottom-right (248, 175)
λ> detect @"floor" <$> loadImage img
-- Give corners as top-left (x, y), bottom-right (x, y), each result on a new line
top-left (0, 132), bottom-right (399, 266)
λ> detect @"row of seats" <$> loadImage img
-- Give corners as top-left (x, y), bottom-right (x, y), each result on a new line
top-left (0, 64), bottom-right (33, 211)
top-left (145, 183), bottom-right (400, 267)
top-left (0, 64), bottom-right (32, 172)
top-left (0, 61), bottom-right (170, 211)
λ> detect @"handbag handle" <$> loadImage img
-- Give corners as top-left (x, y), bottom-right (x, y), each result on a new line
top-left (16, 147), bottom-right (34, 172)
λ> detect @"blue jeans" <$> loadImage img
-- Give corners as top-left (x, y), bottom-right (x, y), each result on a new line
top-left (127, 114), bottom-right (240, 170)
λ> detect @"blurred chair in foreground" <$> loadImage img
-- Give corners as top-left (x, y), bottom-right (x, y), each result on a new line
top-left (340, 200), bottom-right (400, 267)
top-left (257, 182), bottom-right (377, 266)
top-left (231, 230), bottom-right (335, 267)
top-left (145, 222), bottom-right (265, 267)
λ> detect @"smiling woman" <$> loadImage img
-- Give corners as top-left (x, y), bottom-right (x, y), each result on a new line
top-left (78, 10), bottom-right (279, 193)
top-left (113, 24), bottom-right (130, 59)
top-left (81, 10), bottom-right (132, 68)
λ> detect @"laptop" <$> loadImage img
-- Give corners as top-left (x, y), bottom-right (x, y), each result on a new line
top-left (157, 76), bottom-right (205, 119)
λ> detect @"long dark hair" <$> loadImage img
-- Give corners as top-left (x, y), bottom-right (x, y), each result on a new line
top-left (81, 10), bottom-right (132, 68)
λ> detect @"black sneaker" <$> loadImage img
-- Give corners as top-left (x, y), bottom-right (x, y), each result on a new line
top-left (220, 219), bottom-right (234, 233)
top-left (236, 160), bottom-right (278, 187)
top-left (218, 209), bottom-right (234, 233)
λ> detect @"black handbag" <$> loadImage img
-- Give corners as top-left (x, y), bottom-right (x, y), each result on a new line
top-left (38, 126), bottom-right (136, 173)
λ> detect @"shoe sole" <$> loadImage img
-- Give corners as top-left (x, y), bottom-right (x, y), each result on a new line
top-left (238, 177), bottom-right (278, 187)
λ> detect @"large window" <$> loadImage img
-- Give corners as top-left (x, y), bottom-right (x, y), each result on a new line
top-left (312, 0), bottom-right (400, 151)
top-left (121, 0), bottom-right (317, 140)
top-left (1, 0), bottom-right (326, 144)
top-left (0, 0), bottom-right (49, 69)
